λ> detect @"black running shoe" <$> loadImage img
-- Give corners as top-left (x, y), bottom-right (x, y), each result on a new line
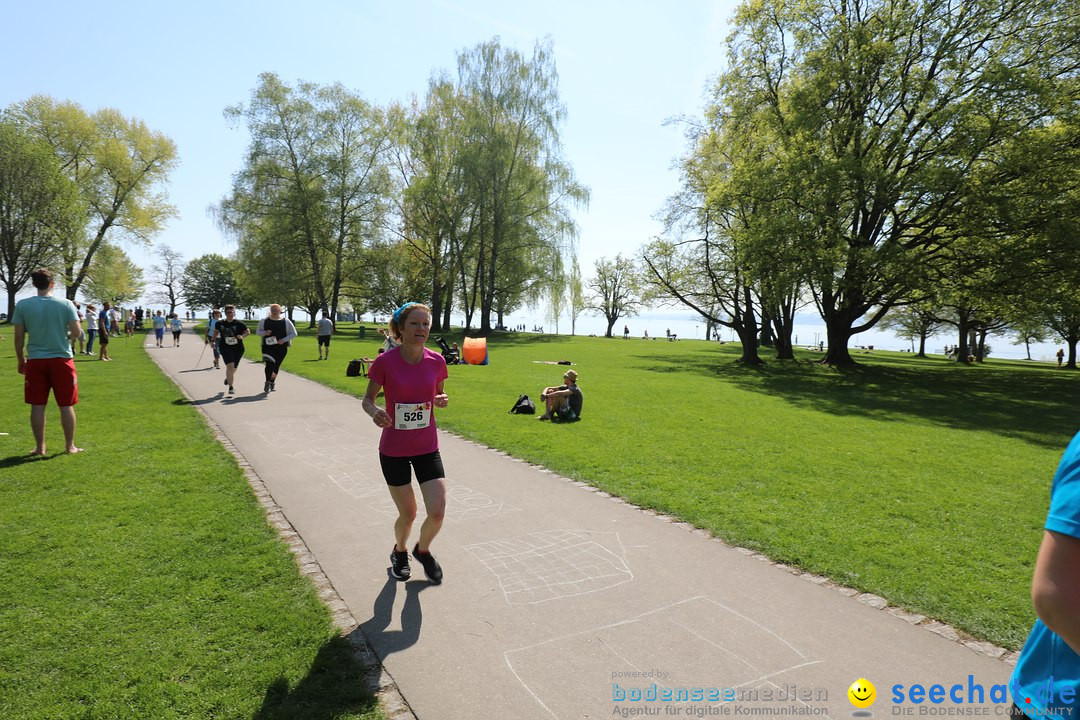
top-left (412, 543), bottom-right (443, 584)
top-left (263, 381), bottom-right (271, 393)
top-left (390, 548), bottom-right (411, 581)
top-left (228, 386), bottom-right (235, 395)
top-left (270, 382), bottom-right (276, 392)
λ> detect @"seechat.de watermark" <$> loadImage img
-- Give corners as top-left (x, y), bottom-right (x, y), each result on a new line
top-left (889, 676), bottom-right (1074, 716)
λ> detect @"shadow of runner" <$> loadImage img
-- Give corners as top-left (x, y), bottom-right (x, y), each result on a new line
top-left (359, 574), bottom-right (431, 660)
top-left (252, 632), bottom-right (381, 720)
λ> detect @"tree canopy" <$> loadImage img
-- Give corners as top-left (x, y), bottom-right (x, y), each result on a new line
top-left (0, 119), bottom-right (82, 319)
top-left (653, 0), bottom-right (1079, 365)
top-left (9, 96), bottom-right (177, 302)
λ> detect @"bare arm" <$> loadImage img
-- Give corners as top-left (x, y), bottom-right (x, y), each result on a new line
top-left (68, 318), bottom-right (84, 341)
top-left (14, 324), bottom-right (26, 372)
top-left (362, 378), bottom-right (392, 428)
top-left (1032, 529), bottom-right (1080, 655)
top-left (542, 386), bottom-right (571, 399)
top-left (434, 379), bottom-right (447, 408)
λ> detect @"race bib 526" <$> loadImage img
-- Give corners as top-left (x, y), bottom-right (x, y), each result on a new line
top-left (395, 402), bottom-right (431, 430)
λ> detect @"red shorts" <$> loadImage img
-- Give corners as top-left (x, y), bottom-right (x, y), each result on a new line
top-left (24, 358), bottom-right (79, 407)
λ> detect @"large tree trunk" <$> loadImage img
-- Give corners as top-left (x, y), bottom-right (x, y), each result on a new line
top-left (954, 314), bottom-right (971, 364)
top-left (604, 315), bottom-right (617, 338)
top-left (822, 322), bottom-right (855, 365)
top-left (769, 306), bottom-right (796, 360)
top-left (975, 329), bottom-right (988, 362)
top-left (734, 285), bottom-right (763, 365)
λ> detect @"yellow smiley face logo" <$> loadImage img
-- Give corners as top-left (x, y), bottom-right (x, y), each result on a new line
top-left (848, 678), bottom-right (876, 708)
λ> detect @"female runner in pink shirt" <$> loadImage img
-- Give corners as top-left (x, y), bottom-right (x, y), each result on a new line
top-left (362, 302), bottom-right (449, 584)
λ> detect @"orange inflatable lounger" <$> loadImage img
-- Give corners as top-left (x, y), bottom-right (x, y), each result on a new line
top-left (462, 337), bottom-right (488, 365)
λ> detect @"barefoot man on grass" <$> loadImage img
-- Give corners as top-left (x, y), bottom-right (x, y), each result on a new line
top-left (12, 268), bottom-right (84, 455)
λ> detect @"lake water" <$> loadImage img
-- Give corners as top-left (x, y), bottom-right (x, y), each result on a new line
top-left (494, 308), bottom-right (1063, 364)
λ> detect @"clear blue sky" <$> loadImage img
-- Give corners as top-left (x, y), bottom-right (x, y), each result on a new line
top-left (2, 0), bottom-right (740, 290)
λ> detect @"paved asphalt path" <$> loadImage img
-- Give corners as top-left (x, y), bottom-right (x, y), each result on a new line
top-left (147, 326), bottom-right (1019, 720)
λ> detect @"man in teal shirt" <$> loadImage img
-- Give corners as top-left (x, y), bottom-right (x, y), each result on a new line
top-left (12, 268), bottom-right (84, 455)
top-left (1010, 431), bottom-right (1080, 717)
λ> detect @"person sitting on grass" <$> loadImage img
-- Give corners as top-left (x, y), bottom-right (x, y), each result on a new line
top-left (538, 369), bottom-right (583, 422)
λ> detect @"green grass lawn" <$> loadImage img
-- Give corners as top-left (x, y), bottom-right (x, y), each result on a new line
top-left (0, 334), bottom-right (381, 719)
top-left (283, 322), bottom-right (1078, 650)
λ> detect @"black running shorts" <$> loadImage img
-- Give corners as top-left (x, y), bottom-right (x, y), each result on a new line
top-left (380, 451), bottom-right (445, 487)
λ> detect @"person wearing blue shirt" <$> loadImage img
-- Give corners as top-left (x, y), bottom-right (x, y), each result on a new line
top-left (169, 313), bottom-right (183, 347)
top-left (11, 268), bottom-right (84, 455)
top-left (1010, 431), bottom-right (1080, 717)
top-left (152, 310), bottom-right (166, 348)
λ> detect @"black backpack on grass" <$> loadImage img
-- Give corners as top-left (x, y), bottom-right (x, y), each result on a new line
top-left (508, 394), bottom-right (535, 414)
top-left (346, 359), bottom-right (366, 377)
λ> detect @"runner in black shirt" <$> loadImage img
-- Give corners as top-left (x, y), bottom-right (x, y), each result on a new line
top-left (213, 305), bottom-right (250, 395)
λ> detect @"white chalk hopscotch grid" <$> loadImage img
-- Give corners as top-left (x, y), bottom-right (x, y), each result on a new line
top-left (503, 595), bottom-right (828, 720)
top-left (465, 529), bottom-right (633, 605)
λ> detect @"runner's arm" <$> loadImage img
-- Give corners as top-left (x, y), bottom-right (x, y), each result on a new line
top-left (281, 319), bottom-right (298, 344)
top-left (362, 379), bottom-right (392, 428)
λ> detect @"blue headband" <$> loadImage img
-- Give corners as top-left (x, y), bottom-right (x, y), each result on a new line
top-left (393, 302), bottom-right (418, 325)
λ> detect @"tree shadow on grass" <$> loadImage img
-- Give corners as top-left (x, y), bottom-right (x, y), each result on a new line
top-left (642, 350), bottom-right (1080, 451)
top-left (253, 630), bottom-right (381, 720)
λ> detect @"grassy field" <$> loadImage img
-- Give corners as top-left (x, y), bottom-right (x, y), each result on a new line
top-left (0, 334), bottom-right (381, 719)
top-left (280, 321), bottom-right (1079, 650)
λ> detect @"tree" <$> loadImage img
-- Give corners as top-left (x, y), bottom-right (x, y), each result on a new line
top-left (147, 245), bottom-right (186, 315)
top-left (10, 96), bottom-right (177, 301)
top-left (1010, 322), bottom-right (1048, 362)
top-left (881, 305), bottom-right (941, 358)
top-left (345, 240), bottom-right (431, 319)
top-left (545, 253), bottom-right (567, 334)
top-left (82, 243), bottom-right (144, 306)
top-left (317, 83), bottom-right (394, 323)
top-left (718, 0), bottom-right (1073, 365)
top-left (642, 117), bottom-right (768, 365)
top-left (0, 119), bottom-right (82, 319)
top-left (219, 74), bottom-right (392, 327)
top-left (389, 80), bottom-right (469, 331)
top-left (181, 254), bottom-right (249, 310)
top-left (452, 39), bottom-right (587, 333)
top-left (587, 255), bottom-right (645, 338)
top-left (568, 257), bottom-right (586, 336)
top-left (219, 75), bottom-right (330, 324)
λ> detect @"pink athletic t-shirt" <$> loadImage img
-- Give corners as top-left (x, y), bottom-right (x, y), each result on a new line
top-left (369, 346), bottom-right (448, 457)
